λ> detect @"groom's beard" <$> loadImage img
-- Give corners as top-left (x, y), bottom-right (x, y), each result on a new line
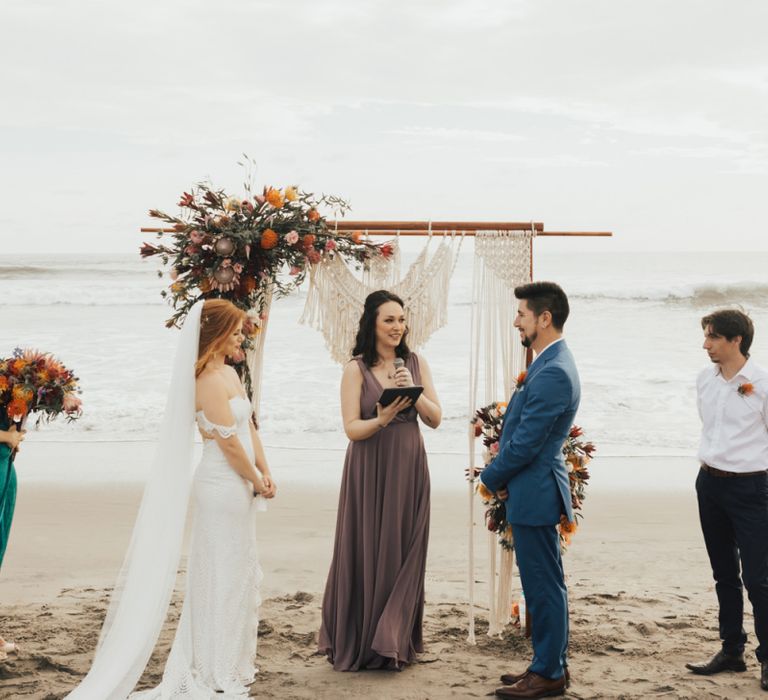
top-left (520, 330), bottom-right (537, 348)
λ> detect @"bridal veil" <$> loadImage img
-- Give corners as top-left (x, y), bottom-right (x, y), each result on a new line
top-left (67, 301), bottom-right (203, 699)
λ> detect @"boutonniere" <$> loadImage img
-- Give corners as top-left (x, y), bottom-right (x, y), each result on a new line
top-left (738, 382), bottom-right (754, 397)
top-left (515, 371), bottom-right (527, 391)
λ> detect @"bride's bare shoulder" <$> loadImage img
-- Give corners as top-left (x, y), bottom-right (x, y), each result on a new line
top-left (195, 369), bottom-right (228, 399)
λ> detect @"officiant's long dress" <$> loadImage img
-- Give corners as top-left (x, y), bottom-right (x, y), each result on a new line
top-left (132, 396), bottom-right (263, 698)
top-left (319, 354), bottom-right (430, 671)
top-left (0, 414), bottom-right (17, 569)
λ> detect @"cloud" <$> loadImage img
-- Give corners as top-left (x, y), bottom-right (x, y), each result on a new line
top-left (483, 154), bottom-right (609, 168)
top-left (386, 126), bottom-right (525, 143)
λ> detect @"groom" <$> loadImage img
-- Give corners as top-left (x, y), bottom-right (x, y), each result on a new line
top-left (481, 281), bottom-right (580, 699)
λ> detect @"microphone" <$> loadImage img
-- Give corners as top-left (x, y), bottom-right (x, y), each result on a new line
top-left (391, 357), bottom-right (405, 384)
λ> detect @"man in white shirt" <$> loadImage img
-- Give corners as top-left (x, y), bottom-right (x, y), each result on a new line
top-left (686, 309), bottom-right (768, 692)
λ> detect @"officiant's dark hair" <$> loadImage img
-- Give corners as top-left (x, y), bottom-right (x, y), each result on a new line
top-left (352, 290), bottom-right (411, 367)
top-left (701, 309), bottom-right (753, 357)
top-left (514, 281), bottom-right (570, 330)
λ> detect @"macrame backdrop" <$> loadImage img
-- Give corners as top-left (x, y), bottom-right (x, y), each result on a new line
top-left (467, 230), bottom-right (533, 643)
top-left (300, 233), bottom-right (463, 363)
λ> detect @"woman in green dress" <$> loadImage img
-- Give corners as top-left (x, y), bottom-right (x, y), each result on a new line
top-left (0, 419), bottom-right (25, 661)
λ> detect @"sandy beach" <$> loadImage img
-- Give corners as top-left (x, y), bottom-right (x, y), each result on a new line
top-left (1, 445), bottom-right (766, 699)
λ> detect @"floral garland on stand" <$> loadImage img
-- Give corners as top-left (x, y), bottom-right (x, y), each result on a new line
top-left (141, 181), bottom-right (392, 328)
top-left (140, 171), bottom-right (393, 400)
top-left (471, 402), bottom-right (595, 552)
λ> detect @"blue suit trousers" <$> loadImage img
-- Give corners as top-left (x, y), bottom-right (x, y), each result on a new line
top-left (512, 523), bottom-right (569, 679)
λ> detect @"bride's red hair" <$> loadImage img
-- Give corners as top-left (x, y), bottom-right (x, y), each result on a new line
top-left (195, 299), bottom-right (246, 377)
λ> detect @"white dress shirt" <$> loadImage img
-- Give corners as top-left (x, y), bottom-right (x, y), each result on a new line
top-left (697, 357), bottom-right (768, 473)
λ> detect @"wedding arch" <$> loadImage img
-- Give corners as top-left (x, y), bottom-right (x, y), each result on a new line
top-left (141, 200), bottom-right (611, 644)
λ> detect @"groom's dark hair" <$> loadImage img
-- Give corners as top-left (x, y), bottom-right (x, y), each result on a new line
top-left (514, 281), bottom-right (570, 330)
top-left (701, 309), bottom-right (753, 357)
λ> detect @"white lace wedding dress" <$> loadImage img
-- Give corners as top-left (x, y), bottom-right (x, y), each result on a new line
top-left (132, 396), bottom-right (265, 699)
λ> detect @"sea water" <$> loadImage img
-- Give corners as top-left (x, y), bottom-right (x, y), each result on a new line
top-left (1, 247), bottom-right (766, 484)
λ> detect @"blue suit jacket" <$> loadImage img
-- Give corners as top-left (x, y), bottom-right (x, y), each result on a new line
top-left (480, 340), bottom-right (581, 527)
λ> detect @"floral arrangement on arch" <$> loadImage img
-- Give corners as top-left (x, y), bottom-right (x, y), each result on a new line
top-left (470, 401), bottom-right (595, 552)
top-left (141, 172), bottom-right (394, 329)
top-left (0, 348), bottom-right (82, 426)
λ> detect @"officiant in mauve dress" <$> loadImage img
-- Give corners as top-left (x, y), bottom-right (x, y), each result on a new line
top-left (319, 290), bottom-right (442, 671)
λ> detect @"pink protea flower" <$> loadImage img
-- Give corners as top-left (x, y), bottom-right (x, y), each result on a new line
top-left (285, 230), bottom-right (299, 245)
top-left (63, 393), bottom-right (82, 414)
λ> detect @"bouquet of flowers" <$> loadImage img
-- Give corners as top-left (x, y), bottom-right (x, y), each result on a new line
top-left (471, 402), bottom-right (595, 552)
top-left (141, 174), bottom-right (393, 329)
top-left (0, 348), bottom-right (82, 426)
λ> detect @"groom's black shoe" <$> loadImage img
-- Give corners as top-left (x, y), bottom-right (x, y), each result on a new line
top-left (761, 661), bottom-right (768, 690)
top-left (685, 649), bottom-right (747, 675)
top-left (501, 668), bottom-right (570, 687)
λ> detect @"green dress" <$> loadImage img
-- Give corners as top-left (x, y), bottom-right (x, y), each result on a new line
top-left (0, 413), bottom-right (17, 569)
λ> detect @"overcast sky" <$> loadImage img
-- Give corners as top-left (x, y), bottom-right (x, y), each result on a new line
top-left (2, 0), bottom-right (767, 254)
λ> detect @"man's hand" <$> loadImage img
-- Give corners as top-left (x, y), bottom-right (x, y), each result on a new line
top-left (496, 488), bottom-right (509, 501)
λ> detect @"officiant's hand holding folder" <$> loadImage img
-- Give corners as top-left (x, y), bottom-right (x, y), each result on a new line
top-left (378, 386), bottom-right (424, 413)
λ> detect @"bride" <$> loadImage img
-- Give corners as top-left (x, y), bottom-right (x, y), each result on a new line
top-left (68, 299), bottom-right (276, 699)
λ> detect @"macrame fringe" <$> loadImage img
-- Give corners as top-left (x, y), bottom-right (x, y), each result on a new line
top-left (300, 234), bottom-right (463, 364)
top-left (466, 230), bottom-right (533, 641)
top-left (246, 283), bottom-right (274, 421)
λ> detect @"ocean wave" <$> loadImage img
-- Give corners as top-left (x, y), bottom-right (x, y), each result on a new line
top-left (0, 285), bottom-right (164, 306)
top-left (571, 281), bottom-right (768, 306)
top-left (0, 265), bottom-right (146, 279)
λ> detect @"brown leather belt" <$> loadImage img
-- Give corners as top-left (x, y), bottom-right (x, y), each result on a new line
top-left (701, 463), bottom-right (768, 478)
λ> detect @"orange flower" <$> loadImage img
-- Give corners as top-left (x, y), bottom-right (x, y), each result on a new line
top-left (738, 382), bottom-right (754, 396)
top-left (0, 376), bottom-right (8, 392)
top-left (11, 359), bottom-right (27, 374)
top-left (307, 208), bottom-right (320, 222)
top-left (266, 188), bottom-right (284, 208)
top-left (7, 396), bottom-right (28, 418)
top-left (36, 369), bottom-right (50, 383)
top-left (284, 186), bottom-right (298, 202)
top-left (350, 230), bottom-right (362, 244)
top-left (12, 384), bottom-right (33, 402)
top-left (477, 482), bottom-right (493, 501)
top-left (199, 278), bottom-right (212, 293)
top-left (302, 233), bottom-right (316, 248)
top-left (260, 228), bottom-right (278, 250)
top-left (170, 281), bottom-right (185, 294)
top-left (559, 516), bottom-right (578, 534)
top-left (516, 371), bottom-right (527, 389)
top-left (496, 401), bottom-right (508, 413)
